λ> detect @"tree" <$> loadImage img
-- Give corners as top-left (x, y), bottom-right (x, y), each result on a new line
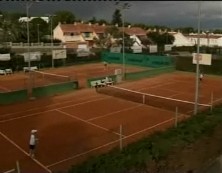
top-left (53, 10), bottom-right (75, 26)
top-left (88, 17), bottom-right (97, 24)
top-left (29, 18), bottom-right (48, 42)
top-left (147, 32), bottom-right (174, 46)
top-left (111, 9), bottom-right (122, 26)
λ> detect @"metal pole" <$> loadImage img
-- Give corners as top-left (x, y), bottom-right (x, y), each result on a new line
top-left (211, 91), bottom-right (214, 112)
top-left (26, 2), bottom-right (32, 97)
top-left (37, 24), bottom-right (40, 44)
top-left (119, 124), bottom-right (123, 151)
top-left (122, 9), bottom-right (125, 80)
top-left (175, 107), bottom-right (178, 128)
top-left (51, 15), bottom-right (54, 68)
top-left (194, 1), bottom-right (201, 115)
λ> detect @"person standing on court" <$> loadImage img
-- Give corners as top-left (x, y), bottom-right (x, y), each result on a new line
top-left (199, 73), bottom-right (203, 81)
top-left (29, 129), bottom-right (38, 158)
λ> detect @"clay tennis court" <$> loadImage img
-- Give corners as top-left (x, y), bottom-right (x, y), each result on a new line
top-left (1, 70), bottom-right (222, 173)
top-left (0, 62), bottom-right (150, 92)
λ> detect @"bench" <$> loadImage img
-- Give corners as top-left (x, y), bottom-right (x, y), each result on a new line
top-left (5, 68), bottom-right (13, 74)
top-left (90, 78), bottom-right (114, 88)
top-left (0, 69), bottom-right (6, 75)
top-left (23, 66), bottom-right (38, 72)
top-left (90, 80), bottom-right (106, 88)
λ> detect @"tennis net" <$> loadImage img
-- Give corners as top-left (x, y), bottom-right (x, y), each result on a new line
top-left (31, 70), bottom-right (71, 87)
top-left (97, 85), bottom-right (212, 114)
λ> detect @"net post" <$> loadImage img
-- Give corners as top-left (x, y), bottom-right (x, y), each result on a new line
top-left (211, 91), bottom-right (214, 112)
top-left (142, 94), bottom-right (145, 104)
top-left (175, 107), bottom-right (178, 128)
top-left (16, 160), bottom-right (20, 173)
top-left (119, 124), bottom-right (123, 151)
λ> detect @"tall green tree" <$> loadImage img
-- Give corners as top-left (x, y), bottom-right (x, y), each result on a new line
top-left (111, 9), bottom-right (122, 26)
top-left (53, 10), bottom-right (75, 27)
top-left (88, 17), bottom-right (97, 24)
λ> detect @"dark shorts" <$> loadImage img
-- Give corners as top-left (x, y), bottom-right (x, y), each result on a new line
top-left (29, 145), bottom-right (35, 150)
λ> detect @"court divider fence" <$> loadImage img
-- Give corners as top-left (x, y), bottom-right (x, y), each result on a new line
top-left (0, 81), bottom-right (79, 105)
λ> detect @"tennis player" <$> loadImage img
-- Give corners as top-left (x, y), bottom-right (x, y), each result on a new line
top-left (199, 73), bottom-right (203, 81)
top-left (29, 129), bottom-right (38, 158)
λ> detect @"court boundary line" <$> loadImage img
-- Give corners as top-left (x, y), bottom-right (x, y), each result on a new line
top-left (0, 131), bottom-right (52, 173)
top-left (55, 109), bottom-right (122, 137)
top-left (1, 94), bottom-right (104, 117)
top-left (0, 97), bottom-right (110, 123)
top-left (87, 104), bottom-right (143, 121)
top-left (46, 113), bottom-right (188, 168)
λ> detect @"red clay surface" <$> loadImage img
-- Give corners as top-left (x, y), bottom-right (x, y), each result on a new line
top-left (0, 68), bottom-right (222, 173)
top-left (0, 62), bottom-right (149, 91)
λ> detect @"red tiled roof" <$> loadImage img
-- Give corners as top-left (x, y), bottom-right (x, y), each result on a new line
top-left (120, 27), bottom-right (147, 36)
top-left (60, 23), bottom-right (109, 33)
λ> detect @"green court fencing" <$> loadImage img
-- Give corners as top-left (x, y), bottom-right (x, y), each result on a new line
top-left (125, 66), bottom-right (175, 81)
top-left (0, 89), bottom-right (28, 104)
top-left (102, 52), bottom-right (174, 68)
top-left (0, 81), bottom-right (79, 105)
top-left (32, 81), bottom-right (79, 97)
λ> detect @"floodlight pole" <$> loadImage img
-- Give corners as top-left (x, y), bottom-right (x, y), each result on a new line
top-left (116, 3), bottom-right (130, 80)
top-left (194, 1), bottom-right (201, 115)
top-left (26, 1), bottom-right (34, 97)
top-left (48, 14), bottom-right (56, 68)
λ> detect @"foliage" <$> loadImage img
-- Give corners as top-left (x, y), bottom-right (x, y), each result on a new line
top-left (68, 106), bottom-right (222, 173)
top-left (111, 9), bottom-right (122, 26)
top-left (53, 10), bottom-right (76, 26)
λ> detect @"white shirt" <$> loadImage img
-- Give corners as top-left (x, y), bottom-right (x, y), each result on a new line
top-left (29, 134), bottom-right (36, 145)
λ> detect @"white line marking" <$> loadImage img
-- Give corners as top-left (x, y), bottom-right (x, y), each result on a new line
top-left (46, 113), bottom-right (188, 168)
top-left (87, 105), bottom-right (143, 121)
top-left (1, 94), bottom-right (103, 117)
top-left (0, 97), bottom-right (109, 123)
top-left (0, 131), bottom-right (52, 173)
top-left (46, 138), bottom-right (120, 168)
top-left (55, 109), bottom-right (122, 136)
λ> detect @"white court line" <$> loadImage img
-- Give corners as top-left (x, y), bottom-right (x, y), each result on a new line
top-left (47, 138), bottom-right (120, 168)
top-left (0, 97), bottom-right (109, 123)
top-left (55, 109), bottom-right (122, 137)
top-left (1, 94), bottom-right (103, 117)
top-left (0, 131), bottom-right (52, 173)
top-left (87, 105), bottom-right (143, 121)
top-left (46, 113), bottom-right (188, 168)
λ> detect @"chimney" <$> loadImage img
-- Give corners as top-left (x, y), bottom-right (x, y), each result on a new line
top-left (74, 22), bottom-right (77, 25)
top-left (81, 20), bottom-right (84, 24)
top-left (88, 22), bottom-right (91, 26)
top-left (102, 23), bottom-right (106, 26)
top-left (115, 23), bottom-right (118, 27)
top-left (128, 25), bottom-right (131, 28)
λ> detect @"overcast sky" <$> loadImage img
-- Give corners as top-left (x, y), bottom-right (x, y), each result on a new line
top-left (1, 1), bottom-right (222, 30)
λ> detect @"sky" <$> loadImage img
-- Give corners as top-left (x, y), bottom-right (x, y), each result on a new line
top-left (1, 1), bottom-right (222, 30)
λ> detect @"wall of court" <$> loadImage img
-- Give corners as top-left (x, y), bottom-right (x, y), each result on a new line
top-left (0, 81), bottom-right (79, 105)
top-left (0, 89), bottom-right (28, 104)
top-left (175, 56), bottom-right (222, 75)
top-left (101, 52), bottom-right (174, 68)
top-left (125, 66), bottom-right (175, 80)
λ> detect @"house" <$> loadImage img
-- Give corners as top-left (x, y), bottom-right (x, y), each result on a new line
top-left (53, 22), bottom-right (109, 49)
top-left (185, 32), bottom-right (222, 47)
top-left (169, 31), bottom-right (194, 47)
top-left (119, 26), bottom-right (149, 52)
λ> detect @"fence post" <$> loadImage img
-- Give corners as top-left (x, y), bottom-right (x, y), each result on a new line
top-left (120, 124), bottom-right (123, 151)
top-left (211, 92), bottom-right (214, 112)
top-left (175, 107), bottom-right (178, 128)
top-left (16, 160), bottom-right (20, 173)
